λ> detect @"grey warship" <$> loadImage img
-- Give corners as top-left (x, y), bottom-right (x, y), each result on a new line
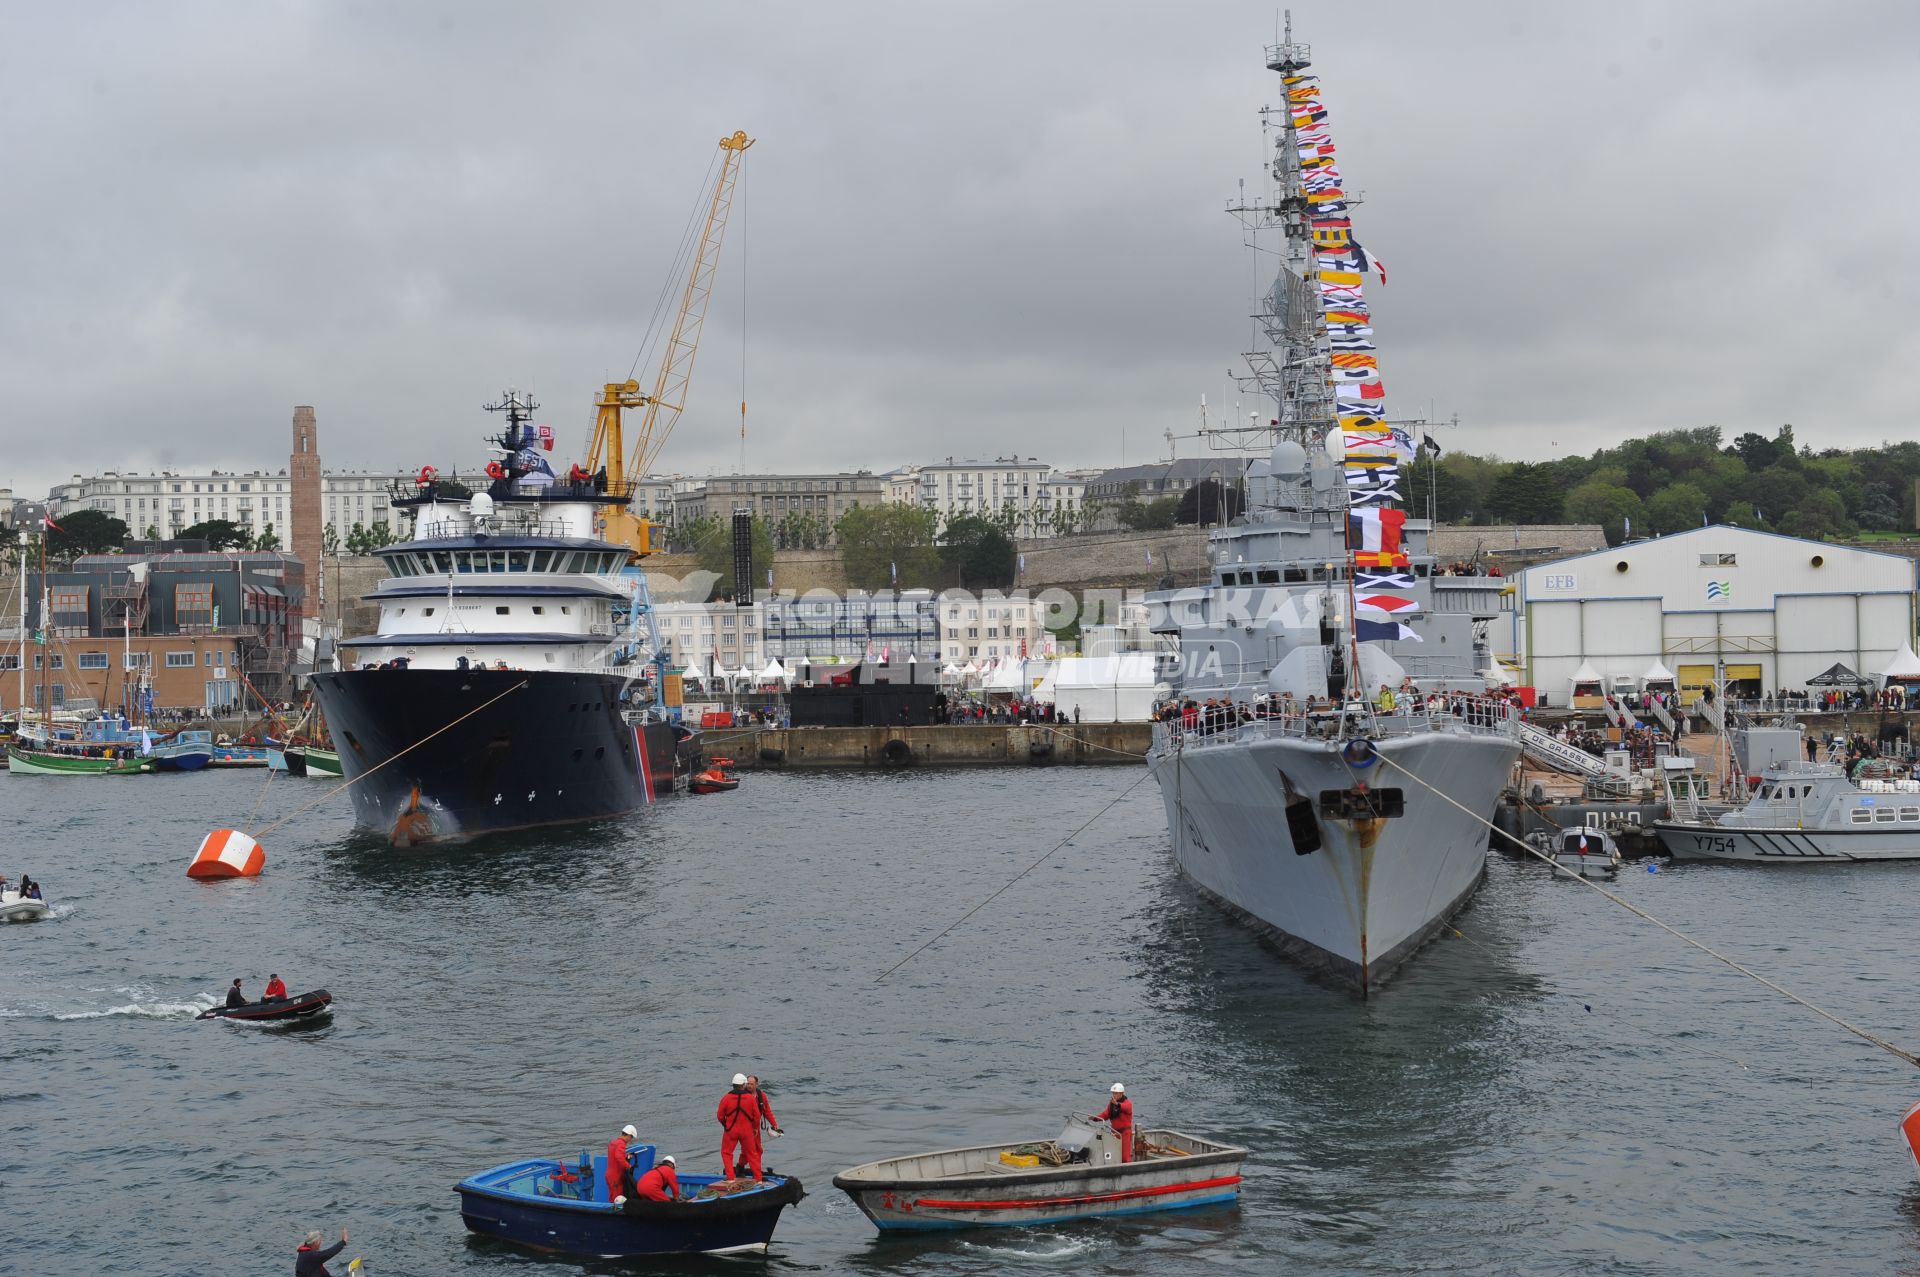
top-left (1146, 30), bottom-right (1520, 995)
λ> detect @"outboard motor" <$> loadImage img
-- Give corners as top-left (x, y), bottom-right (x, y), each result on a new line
top-left (1056, 1118), bottom-right (1123, 1166)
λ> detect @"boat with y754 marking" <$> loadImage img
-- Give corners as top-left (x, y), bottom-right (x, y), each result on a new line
top-left (1654, 760), bottom-right (1920, 862)
top-left (833, 1118), bottom-right (1245, 1230)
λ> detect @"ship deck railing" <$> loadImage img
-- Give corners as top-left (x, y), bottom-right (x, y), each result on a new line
top-left (1152, 701), bottom-right (1518, 753)
top-left (415, 515), bottom-right (578, 541)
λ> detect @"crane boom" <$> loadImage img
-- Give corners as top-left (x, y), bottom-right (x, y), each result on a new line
top-left (589, 129), bottom-right (753, 558)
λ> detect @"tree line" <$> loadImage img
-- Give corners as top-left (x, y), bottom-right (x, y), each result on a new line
top-left (1407, 425), bottom-right (1916, 546)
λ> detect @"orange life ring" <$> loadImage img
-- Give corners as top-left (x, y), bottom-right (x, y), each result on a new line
top-left (485, 461), bottom-right (506, 480)
top-left (416, 465), bottom-right (437, 487)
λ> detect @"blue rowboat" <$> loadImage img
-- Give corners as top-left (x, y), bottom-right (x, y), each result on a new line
top-left (456, 1145), bottom-right (804, 1257)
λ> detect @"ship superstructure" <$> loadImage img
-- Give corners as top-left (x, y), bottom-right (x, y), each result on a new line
top-left (1145, 27), bottom-right (1520, 994)
top-left (309, 391), bottom-right (683, 844)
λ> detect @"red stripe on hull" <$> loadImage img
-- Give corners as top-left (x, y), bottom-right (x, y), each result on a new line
top-left (913, 1174), bottom-right (1241, 1211)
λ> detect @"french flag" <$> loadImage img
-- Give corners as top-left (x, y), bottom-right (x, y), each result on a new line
top-left (1348, 508), bottom-right (1406, 555)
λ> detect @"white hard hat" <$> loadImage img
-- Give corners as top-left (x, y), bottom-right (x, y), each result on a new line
top-left (732, 1072), bottom-right (748, 1086)
top-left (661, 1154), bottom-right (676, 1165)
top-left (621, 1124), bottom-right (638, 1138)
top-left (1110, 1083), bottom-right (1126, 1093)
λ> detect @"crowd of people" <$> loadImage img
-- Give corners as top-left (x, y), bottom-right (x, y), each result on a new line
top-left (935, 694), bottom-right (1072, 725)
top-left (1155, 679), bottom-right (1525, 737)
top-left (1435, 560), bottom-right (1504, 577)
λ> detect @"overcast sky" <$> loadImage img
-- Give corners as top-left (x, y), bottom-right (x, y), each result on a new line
top-left (5, 0), bottom-right (1915, 501)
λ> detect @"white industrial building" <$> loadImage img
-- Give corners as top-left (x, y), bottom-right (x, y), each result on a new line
top-left (1520, 526), bottom-right (1917, 700)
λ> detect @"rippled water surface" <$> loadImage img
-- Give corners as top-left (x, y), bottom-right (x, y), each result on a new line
top-left (9, 765), bottom-right (1920, 1275)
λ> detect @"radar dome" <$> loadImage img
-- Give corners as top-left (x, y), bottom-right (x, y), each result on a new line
top-left (1323, 428), bottom-right (1344, 465)
top-left (1269, 441), bottom-right (1308, 479)
top-left (469, 492), bottom-right (495, 520)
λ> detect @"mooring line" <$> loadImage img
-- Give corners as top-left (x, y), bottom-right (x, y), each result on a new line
top-left (248, 679), bottom-right (530, 840)
top-left (1373, 748), bottom-right (1920, 1070)
top-left (874, 767), bottom-right (1158, 983)
top-left (1439, 921), bottom-right (1757, 1074)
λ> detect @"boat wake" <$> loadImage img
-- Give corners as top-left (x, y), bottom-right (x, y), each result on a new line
top-left (53, 992), bottom-right (218, 1021)
top-left (956, 1233), bottom-right (1098, 1262)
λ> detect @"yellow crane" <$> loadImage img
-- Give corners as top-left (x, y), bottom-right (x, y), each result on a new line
top-left (588, 129), bottom-right (754, 558)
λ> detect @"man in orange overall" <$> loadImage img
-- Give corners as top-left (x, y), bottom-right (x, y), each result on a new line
top-left (1090, 1083), bottom-right (1134, 1162)
top-left (633, 1154), bottom-right (680, 1202)
top-left (605, 1124), bottom-right (638, 1203)
top-left (747, 1075), bottom-right (784, 1171)
top-left (717, 1073), bottom-right (764, 1183)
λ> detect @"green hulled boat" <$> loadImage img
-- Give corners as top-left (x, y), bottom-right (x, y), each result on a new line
top-left (303, 746), bottom-right (343, 778)
top-left (6, 743), bottom-right (154, 776)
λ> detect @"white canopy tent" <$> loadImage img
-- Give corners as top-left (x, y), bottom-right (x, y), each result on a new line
top-left (757, 658), bottom-right (789, 685)
top-left (1882, 644), bottom-right (1920, 682)
top-left (1051, 653), bottom-right (1158, 722)
top-left (1642, 660), bottom-right (1678, 686)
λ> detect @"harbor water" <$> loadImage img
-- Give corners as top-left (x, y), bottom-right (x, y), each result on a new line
top-left (8, 767), bottom-right (1920, 1275)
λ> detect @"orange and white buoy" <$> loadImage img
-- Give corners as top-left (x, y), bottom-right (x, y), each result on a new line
top-left (187, 829), bottom-right (264, 879)
top-left (1900, 1100), bottom-right (1920, 1176)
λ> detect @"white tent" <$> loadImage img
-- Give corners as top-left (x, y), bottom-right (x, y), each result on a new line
top-left (1484, 663), bottom-right (1520, 687)
top-left (1569, 660), bottom-right (1602, 689)
top-left (985, 658), bottom-right (1027, 694)
top-left (1643, 660), bottom-right (1677, 685)
top-left (940, 662), bottom-right (963, 682)
top-left (1029, 659), bottom-right (1060, 705)
top-left (1051, 653), bottom-right (1158, 722)
top-left (1882, 644), bottom-right (1920, 682)
top-left (758, 658), bottom-right (788, 684)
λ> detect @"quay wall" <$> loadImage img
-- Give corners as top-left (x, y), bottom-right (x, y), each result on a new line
top-left (696, 723), bottom-right (1152, 769)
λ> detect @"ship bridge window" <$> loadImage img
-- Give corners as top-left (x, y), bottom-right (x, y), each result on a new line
top-left (1903, 808), bottom-right (1920, 822)
top-left (1877, 807), bottom-right (1898, 823)
top-left (434, 552), bottom-right (454, 573)
top-left (1284, 567), bottom-right (1307, 583)
top-left (1256, 569), bottom-right (1279, 584)
top-left (508, 551), bottom-right (529, 572)
top-left (531, 550), bottom-right (552, 572)
top-left (455, 553), bottom-right (475, 573)
top-left (566, 552), bottom-right (589, 573)
top-left (1851, 808), bottom-right (1872, 824)
top-left (491, 551), bottom-right (508, 572)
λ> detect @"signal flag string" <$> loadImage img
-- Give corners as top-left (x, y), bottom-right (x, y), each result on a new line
top-left (1373, 748), bottom-right (1920, 1070)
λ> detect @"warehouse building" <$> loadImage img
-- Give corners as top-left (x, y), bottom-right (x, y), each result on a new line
top-left (1519, 526), bottom-right (1916, 701)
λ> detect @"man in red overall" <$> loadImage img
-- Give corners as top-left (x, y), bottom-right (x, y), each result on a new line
top-left (633, 1153), bottom-right (680, 1202)
top-left (747, 1075), bottom-right (784, 1171)
top-left (1090, 1083), bottom-right (1134, 1162)
top-left (605, 1124), bottom-right (638, 1203)
top-left (717, 1073), bottom-right (764, 1182)
top-left (264, 974), bottom-right (288, 1000)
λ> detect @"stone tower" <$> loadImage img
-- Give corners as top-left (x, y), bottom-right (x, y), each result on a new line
top-left (290, 406), bottom-right (322, 617)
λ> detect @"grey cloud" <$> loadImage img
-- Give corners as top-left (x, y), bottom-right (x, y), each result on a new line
top-left (4, 0), bottom-right (1914, 501)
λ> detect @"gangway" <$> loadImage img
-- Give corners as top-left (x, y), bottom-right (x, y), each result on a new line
top-left (1600, 696), bottom-right (1625, 729)
top-left (1644, 697), bottom-right (1676, 735)
top-left (1519, 721), bottom-right (1609, 777)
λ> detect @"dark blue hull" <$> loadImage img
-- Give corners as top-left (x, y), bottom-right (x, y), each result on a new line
top-left (458, 1188), bottom-right (790, 1257)
top-left (309, 667), bottom-right (682, 845)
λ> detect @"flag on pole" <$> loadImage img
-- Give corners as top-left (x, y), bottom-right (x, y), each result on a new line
top-left (1356, 618), bottom-right (1423, 643)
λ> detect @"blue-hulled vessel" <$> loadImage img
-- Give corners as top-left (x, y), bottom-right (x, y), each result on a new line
top-left (456, 1144), bottom-right (803, 1257)
top-left (308, 389), bottom-right (686, 845)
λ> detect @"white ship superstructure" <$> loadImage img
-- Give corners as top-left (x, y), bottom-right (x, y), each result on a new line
top-left (1145, 28), bottom-right (1519, 994)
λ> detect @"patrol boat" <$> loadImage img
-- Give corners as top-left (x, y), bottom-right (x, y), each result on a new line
top-left (309, 391), bottom-right (682, 844)
top-left (1145, 31), bottom-right (1520, 995)
top-left (1654, 761), bottom-right (1920, 862)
